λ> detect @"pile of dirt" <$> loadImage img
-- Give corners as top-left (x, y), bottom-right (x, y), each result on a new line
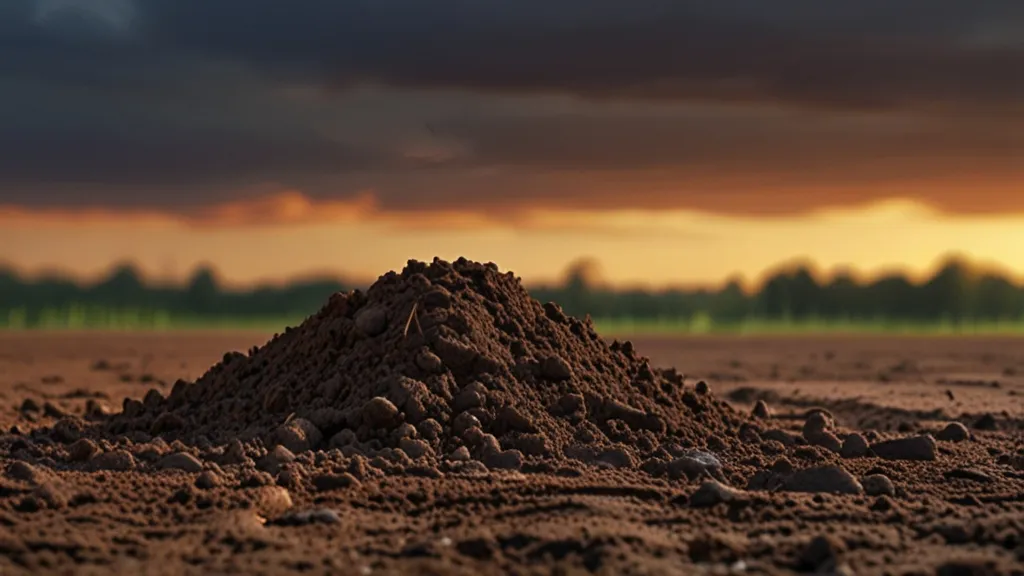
top-left (101, 258), bottom-right (747, 471)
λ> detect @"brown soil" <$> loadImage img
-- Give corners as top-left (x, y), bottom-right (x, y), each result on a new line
top-left (2, 261), bottom-right (1023, 575)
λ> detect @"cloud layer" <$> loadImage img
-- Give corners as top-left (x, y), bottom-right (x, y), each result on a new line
top-left (2, 0), bottom-right (1023, 218)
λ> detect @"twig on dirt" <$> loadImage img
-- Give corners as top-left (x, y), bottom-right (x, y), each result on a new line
top-left (284, 412), bottom-right (296, 425)
top-left (403, 302), bottom-right (423, 337)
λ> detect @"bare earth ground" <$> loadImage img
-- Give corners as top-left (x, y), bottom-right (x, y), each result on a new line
top-left (1, 332), bottom-right (1023, 575)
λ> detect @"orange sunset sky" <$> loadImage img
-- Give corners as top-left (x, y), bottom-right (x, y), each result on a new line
top-left (3, 1), bottom-right (1023, 288)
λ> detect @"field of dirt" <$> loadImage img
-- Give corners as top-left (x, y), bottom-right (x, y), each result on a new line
top-left (1, 330), bottom-right (1021, 575)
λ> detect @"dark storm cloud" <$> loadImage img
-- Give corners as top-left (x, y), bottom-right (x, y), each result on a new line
top-left (1, 0), bottom-right (1023, 215)
top-left (135, 0), bottom-right (1024, 111)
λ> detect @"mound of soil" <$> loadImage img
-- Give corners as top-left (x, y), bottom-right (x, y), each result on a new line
top-left (103, 258), bottom-right (745, 470)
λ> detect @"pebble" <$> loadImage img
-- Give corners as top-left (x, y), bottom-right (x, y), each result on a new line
top-left (484, 449), bottom-right (524, 471)
top-left (417, 419), bottom-right (443, 441)
top-left (668, 451), bottom-right (722, 480)
top-left (241, 471), bottom-right (276, 488)
top-left (752, 400), bottom-right (772, 419)
top-left (258, 445), bottom-right (296, 473)
top-left (355, 305), bottom-right (388, 336)
top-left (802, 412), bottom-right (834, 438)
top-left (158, 452), bottom-right (204, 473)
top-left (762, 429), bottom-right (798, 446)
top-left (694, 381), bottom-right (710, 395)
top-left (89, 450), bottom-right (137, 472)
top-left (150, 412), bottom-right (186, 435)
top-left (273, 418), bottom-right (323, 453)
top-left (414, 350), bottom-right (445, 374)
top-left (272, 508), bottom-right (342, 526)
top-left (195, 470), bottom-right (222, 490)
top-left (806, 431), bottom-right (842, 453)
top-left (252, 486), bottom-right (293, 517)
top-left (329, 429), bottom-right (357, 448)
top-left (596, 447), bottom-right (636, 469)
top-left (689, 480), bottom-right (746, 508)
top-left (870, 435), bottom-right (937, 461)
top-left (840, 433), bottom-right (870, 458)
top-left (557, 393), bottom-right (586, 416)
top-left (862, 474), bottom-right (895, 496)
top-left (68, 438), bottom-right (100, 462)
top-left (943, 468), bottom-right (993, 483)
top-left (361, 397), bottom-right (401, 429)
top-left (453, 412), bottom-right (482, 436)
top-left (448, 446), bottom-right (471, 461)
top-left (972, 413), bottom-right (998, 431)
top-left (312, 472), bottom-right (359, 492)
top-left (540, 355), bottom-right (573, 381)
top-left (399, 438), bottom-right (433, 459)
top-left (782, 465), bottom-right (864, 495)
top-left (6, 461), bottom-right (49, 484)
top-left (936, 422), bottom-right (971, 442)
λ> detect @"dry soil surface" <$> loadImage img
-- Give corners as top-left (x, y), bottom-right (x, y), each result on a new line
top-left (2, 332), bottom-right (1023, 575)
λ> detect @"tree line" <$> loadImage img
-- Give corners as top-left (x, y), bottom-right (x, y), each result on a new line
top-left (1, 255), bottom-right (1023, 327)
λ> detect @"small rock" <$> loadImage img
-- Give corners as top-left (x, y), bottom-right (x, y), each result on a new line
top-left (150, 412), bottom-right (186, 435)
top-left (392, 423), bottom-right (418, 441)
top-left (89, 450), bottom-right (136, 472)
top-left (557, 393), bottom-right (586, 416)
top-left (355, 306), bottom-right (388, 336)
top-left (936, 422), bottom-right (971, 442)
top-left (807, 431), bottom-right (842, 453)
top-left (195, 471), bottom-right (222, 490)
top-left (68, 438), bottom-right (99, 462)
top-left (862, 474), bottom-right (895, 496)
top-left (414, 350), bottom-right (445, 374)
top-left (840, 433), bottom-right (870, 458)
top-left (158, 452), bottom-right (204, 473)
top-left (596, 447), bottom-right (636, 469)
top-left (252, 486), bottom-right (293, 517)
top-left (20, 398), bottom-right (41, 413)
top-left (453, 389), bottom-right (486, 413)
top-left (43, 402), bottom-right (68, 418)
top-left (448, 446), bottom-right (471, 461)
top-left (498, 405), bottom-right (537, 433)
top-left (453, 412), bottom-right (482, 436)
top-left (782, 465), bottom-right (863, 495)
top-left (329, 429), bottom-right (357, 448)
top-left (51, 418), bottom-right (82, 443)
top-left (803, 412), bottom-right (834, 438)
top-left (312, 472), bottom-right (359, 492)
top-left (694, 381), bottom-right (710, 395)
top-left (668, 451), bottom-right (722, 480)
top-left (6, 461), bottom-right (48, 484)
top-left (272, 418), bottom-right (323, 453)
top-left (689, 480), bottom-right (746, 508)
top-left (361, 397), bottom-right (400, 429)
top-left (943, 468), bottom-right (993, 483)
top-left (540, 355), bottom-right (573, 381)
top-left (399, 438), bottom-right (433, 459)
top-left (258, 445), bottom-right (297, 473)
top-left (273, 508), bottom-right (342, 526)
top-left (752, 400), bottom-right (771, 419)
top-left (972, 413), bottom-right (998, 431)
top-left (484, 449), bottom-right (524, 471)
top-left (800, 535), bottom-right (846, 571)
top-left (417, 419), bottom-right (443, 441)
top-left (870, 435), bottom-right (937, 461)
top-left (762, 429), bottom-right (798, 446)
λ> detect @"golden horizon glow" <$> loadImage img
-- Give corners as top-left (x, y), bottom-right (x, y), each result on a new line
top-left (3, 195), bottom-right (1024, 290)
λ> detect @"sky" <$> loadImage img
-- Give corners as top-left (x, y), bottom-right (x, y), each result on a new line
top-left (2, 0), bottom-right (1023, 288)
